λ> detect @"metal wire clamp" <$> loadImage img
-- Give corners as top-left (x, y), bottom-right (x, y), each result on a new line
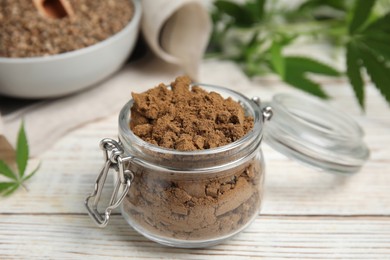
top-left (85, 138), bottom-right (134, 227)
top-left (252, 96), bottom-right (273, 122)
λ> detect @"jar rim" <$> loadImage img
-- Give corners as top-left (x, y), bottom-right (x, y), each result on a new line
top-left (118, 83), bottom-right (263, 159)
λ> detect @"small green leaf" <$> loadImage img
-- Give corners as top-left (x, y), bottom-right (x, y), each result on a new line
top-left (243, 31), bottom-right (262, 60)
top-left (245, 0), bottom-right (265, 22)
top-left (359, 23), bottom-right (390, 61)
top-left (0, 160), bottom-right (17, 181)
top-left (247, 31), bottom-right (260, 48)
top-left (347, 11), bottom-right (390, 108)
top-left (270, 42), bottom-right (285, 78)
top-left (0, 121), bottom-right (37, 198)
top-left (0, 182), bottom-right (15, 191)
top-left (285, 56), bottom-right (340, 76)
top-left (23, 163), bottom-right (41, 183)
top-left (362, 31), bottom-right (390, 43)
top-left (299, 0), bottom-right (349, 12)
top-left (211, 9), bottom-right (222, 24)
top-left (214, 0), bottom-right (253, 27)
top-left (363, 12), bottom-right (390, 33)
top-left (16, 121), bottom-right (29, 177)
top-left (349, 0), bottom-right (377, 34)
top-left (282, 57), bottom-right (340, 98)
top-left (0, 182), bottom-right (18, 196)
top-left (255, 0), bottom-right (265, 17)
top-left (346, 42), bottom-right (365, 109)
top-left (361, 35), bottom-right (390, 60)
top-left (360, 45), bottom-right (390, 104)
top-left (284, 71), bottom-right (328, 98)
top-left (2, 184), bottom-right (19, 196)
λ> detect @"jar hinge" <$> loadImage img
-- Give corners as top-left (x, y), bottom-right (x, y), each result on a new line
top-left (252, 96), bottom-right (273, 122)
top-left (85, 138), bottom-right (134, 228)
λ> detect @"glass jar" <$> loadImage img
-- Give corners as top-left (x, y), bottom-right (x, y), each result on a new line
top-left (86, 85), bottom-right (270, 248)
top-left (85, 84), bottom-right (369, 248)
top-left (118, 85), bottom-right (268, 247)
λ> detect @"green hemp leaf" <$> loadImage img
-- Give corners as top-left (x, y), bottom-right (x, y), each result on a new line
top-left (283, 56), bottom-right (341, 98)
top-left (347, 9), bottom-right (390, 109)
top-left (268, 41), bottom-right (341, 98)
top-left (0, 122), bottom-right (40, 196)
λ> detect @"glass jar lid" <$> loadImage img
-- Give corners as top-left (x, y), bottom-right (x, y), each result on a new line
top-left (260, 93), bottom-right (369, 174)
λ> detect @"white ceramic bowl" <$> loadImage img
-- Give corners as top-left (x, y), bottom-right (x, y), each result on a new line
top-left (0, 0), bottom-right (141, 99)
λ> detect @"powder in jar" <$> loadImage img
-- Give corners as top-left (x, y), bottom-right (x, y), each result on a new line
top-left (123, 76), bottom-right (263, 241)
top-left (123, 158), bottom-right (263, 240)
top-left (0, 0), bottom-right (134, 57)
top-left (130, 76), bottom-right (254, 150)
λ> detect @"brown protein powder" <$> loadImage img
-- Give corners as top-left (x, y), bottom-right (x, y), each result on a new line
top-left (130, 76), bottom-right (254, 150)
top-left (0, 0), bottom-right (134, 57)
top-left (123, 76), bottom-right (263, 240)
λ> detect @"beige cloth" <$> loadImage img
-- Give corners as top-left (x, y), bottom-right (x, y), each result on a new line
top-left (0, 0), bottom-right (211, 159)
top-left (141, 0), bottom-right (211, 79)
top-left (0, 113), bottom-right (15, 163)
top-left (1, 58), bottom-right (180, 157)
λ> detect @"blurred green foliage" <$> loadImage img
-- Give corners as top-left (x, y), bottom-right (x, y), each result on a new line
top-left (208, 0), bottom-right (390, 109)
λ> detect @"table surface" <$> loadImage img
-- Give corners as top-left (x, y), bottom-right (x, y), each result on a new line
top-left (1, 60), bottom-right (390, 259)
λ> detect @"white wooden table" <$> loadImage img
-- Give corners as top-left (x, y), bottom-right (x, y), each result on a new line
top-left (1, 60), bottom-right (390, 259)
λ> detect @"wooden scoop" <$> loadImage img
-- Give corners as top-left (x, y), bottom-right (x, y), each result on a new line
top-left (33, 0), bottom-right (74, 19)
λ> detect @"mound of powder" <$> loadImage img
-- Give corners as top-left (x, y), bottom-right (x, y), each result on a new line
top-left (130, 76), bottom-right (254, 150)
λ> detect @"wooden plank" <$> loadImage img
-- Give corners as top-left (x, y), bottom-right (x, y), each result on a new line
top-left (0, 141), bottom-right (389, 215)
top-left (0, 75), bottom-right (389, 259)
top-left (0, 215), bottom-right (389, 259)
